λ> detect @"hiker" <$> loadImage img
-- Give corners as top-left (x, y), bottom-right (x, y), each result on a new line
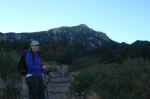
top-left (23, 40), bottom-right (50, 99)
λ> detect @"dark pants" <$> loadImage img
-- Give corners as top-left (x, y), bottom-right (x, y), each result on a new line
top-left (25, 76), bottom-right (45, 99)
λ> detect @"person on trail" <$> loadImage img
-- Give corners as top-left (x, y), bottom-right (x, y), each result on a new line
top-left (24, 40), bottom-right (49, 99)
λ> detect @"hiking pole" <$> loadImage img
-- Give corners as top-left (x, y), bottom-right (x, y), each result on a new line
top-left (43, 74), bottom-right (49, 99)
top-left (43, 71), bottom-right (51, 99)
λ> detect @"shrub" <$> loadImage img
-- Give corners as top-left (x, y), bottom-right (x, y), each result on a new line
top-left (0, 49), bottom-right (19, 79)
top-left (73, 59), bottom-right (150, 99)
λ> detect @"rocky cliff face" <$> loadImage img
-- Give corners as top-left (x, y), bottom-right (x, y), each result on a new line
top-left (0, 24), bottom-right (115, 48)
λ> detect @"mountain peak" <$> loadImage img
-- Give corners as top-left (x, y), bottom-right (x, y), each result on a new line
top-left (78, 24), bottom-right (90, 28)
top-left (50, 24), bottom-right (90, 30)
top-left (132, 40), bottom-right (150, 46)
top-left (0, 24), bottom-right (114, 48)
top-left (49, 24), bottom-right (93, 34)
top-left (72, 24), bottom-right (92, 30)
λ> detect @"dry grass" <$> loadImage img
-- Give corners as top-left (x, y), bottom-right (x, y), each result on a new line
top-left (86, 92), bottom-right (101, 99)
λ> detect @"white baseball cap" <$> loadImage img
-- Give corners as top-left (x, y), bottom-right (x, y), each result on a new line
top-left (30, 40), bottom-right (40, 46)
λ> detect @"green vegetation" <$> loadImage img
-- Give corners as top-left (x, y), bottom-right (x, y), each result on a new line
top-left (70, 72), bottom-right (96, 96)
top-left (70, 58), bottom-right (150, 99)
top-left (1, 40), bottom-right (150, 99)
top-left (0, 49), bottom-right (19, 79)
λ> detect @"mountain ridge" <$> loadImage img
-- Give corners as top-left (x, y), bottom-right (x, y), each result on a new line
top-left (0, 24), bottom-right (115, 49)
top-left (0, 24), bottom-right (150, 64)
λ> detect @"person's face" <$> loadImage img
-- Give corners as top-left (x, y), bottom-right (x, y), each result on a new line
top-left (31, 45), bottom-right (40, 52)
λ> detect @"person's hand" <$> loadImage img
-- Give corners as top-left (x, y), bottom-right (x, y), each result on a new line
top-left (42, 65), bottom-right (47, 70)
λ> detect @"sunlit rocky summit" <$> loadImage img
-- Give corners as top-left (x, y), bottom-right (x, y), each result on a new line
top-left (0, 24), bottom-right (115, 48)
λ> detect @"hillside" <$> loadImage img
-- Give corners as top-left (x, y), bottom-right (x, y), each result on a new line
top-left (0, 24), bottom-right (115, 49)
top-left (0, 25), bottom-right (150, 99)
top-left (0, 25), bottom-right (150, 65)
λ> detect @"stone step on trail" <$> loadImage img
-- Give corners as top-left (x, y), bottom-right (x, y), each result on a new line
top-left (47, 72), bottom-right (71, 99)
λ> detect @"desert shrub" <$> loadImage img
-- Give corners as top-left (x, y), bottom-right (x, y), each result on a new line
top-left (0, 49), bottom-right (19, 79)
top-left (72, 58), bottom-right (150, 99)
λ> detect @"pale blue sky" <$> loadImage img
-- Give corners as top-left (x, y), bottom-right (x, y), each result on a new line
top-left (0, 0), bottom-right (150, 43)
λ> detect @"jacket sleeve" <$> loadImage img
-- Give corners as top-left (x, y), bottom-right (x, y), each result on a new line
top-left (25, 52), bottom-right (41, 70)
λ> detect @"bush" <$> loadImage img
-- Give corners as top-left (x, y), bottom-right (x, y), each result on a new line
top-left (74, 59), bottom-right (150, 99)
top-left (0, 49), bottom-right (19, 79)
top-left (70, 72), bottom-right (96, 96)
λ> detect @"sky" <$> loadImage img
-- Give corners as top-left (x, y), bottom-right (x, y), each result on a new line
top-left (0, 0), bottom-right (150, 43)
